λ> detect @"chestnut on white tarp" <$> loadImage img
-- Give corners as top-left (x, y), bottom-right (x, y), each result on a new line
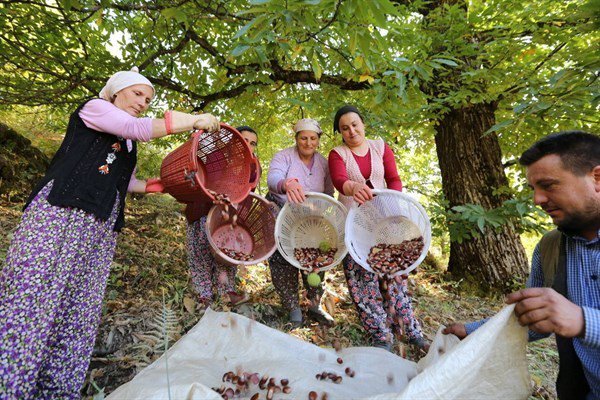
top-left (107, 306), bottom-right (531, 400)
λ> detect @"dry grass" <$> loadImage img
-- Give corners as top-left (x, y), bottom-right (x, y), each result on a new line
top-left (0, 195), bottom-right (557, 399)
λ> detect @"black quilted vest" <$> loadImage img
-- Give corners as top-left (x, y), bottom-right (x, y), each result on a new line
top-left (25, 100), bottom-right (137, 231)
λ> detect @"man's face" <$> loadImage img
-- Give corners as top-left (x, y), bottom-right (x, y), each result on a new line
top-left (526, 154), bottom-right (600, 238)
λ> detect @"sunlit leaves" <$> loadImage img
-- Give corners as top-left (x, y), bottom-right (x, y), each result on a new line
top-left (0, 1), bottom-right (597, 240)
top-left (231, 45), bottom-right (251, 57)
top-left (432, 58), bottom-right (459, 67)
top-left (311, 51), bottom-right (323, 81)
top-left (160, 8), bottom-right (188, 25)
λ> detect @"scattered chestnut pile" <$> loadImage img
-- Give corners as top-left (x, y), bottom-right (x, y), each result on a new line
top-left (213, 371), bottom-right (292, 400)
top-left (219, 247), bottom-right (253, 261)
top-left (207, 190), bottom-right (253, 261)
top-left (208, 189), bottom-right (241, 228)
top-left (308, 391), bottom-right (328, 400)
top-left (294, 247), bottom-right (337, 270)
top-left (314, 371), bottom-right (343, 384)
top-left (367, 236), bottom-right (424, 275)
top-left (377, 277), bottom-right (407, 358)
top-left (315, 357), bottom-right (355, 383)
top-left (213, 358), bottom-right (357, 399)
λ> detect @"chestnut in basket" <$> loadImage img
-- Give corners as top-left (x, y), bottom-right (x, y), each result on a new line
top-left (294, 247), bottom-right (337, 270)
top-left (367, 237), bottom-right (424, 275)
top-left (220, 247), bottom-right (253, 261)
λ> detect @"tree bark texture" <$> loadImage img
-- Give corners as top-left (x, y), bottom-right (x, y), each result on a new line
top-left (434, 102), bottom-right (529, 292)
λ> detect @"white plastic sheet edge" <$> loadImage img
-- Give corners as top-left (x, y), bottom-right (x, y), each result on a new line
top-left (107, 305), bottom-right (531, 400)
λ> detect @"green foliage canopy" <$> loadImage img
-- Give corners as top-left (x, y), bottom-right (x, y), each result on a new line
top-left (0, 0), bottom-right (598, 258)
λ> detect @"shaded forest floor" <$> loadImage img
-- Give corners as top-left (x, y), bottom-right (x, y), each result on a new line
top-left (0, 195), bottom-right (557, 399)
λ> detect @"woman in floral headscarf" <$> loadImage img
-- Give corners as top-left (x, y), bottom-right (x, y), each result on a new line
top-left (0, 67), bottom-right (219, 398)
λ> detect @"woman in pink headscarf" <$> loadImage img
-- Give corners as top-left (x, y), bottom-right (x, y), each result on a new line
top-left (0, 67), bottom-right (219, 399)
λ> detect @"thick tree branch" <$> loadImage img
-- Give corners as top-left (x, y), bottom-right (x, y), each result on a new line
top-left (149, 76), bottom-right (203, 100)
top-left (0, 0), bottom-right (61, 9)
top-left (187, 29), bottom-right (224, 62)
top-left (74, 0), bottom-right (193, 13)
top-left (194, 82), bottom-right (268, 111)
top-left (138, 31), bottom-right (193, 71)
top-left (269, 60), bottom-right (368, 90)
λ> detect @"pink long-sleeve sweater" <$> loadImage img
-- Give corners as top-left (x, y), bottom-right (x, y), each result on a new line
top-left (79, 99), bottom-right (154, 191)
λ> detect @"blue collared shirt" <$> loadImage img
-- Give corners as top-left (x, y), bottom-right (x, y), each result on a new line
top-left (466, 229), bottom-right (600, 399)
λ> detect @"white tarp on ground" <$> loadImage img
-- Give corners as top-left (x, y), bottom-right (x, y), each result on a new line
top-left (107, 305), bottom-right (531, 400)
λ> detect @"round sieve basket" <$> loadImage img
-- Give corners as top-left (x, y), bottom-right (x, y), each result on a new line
top-left (205, 193), bottom-right (278, 267)
top-left (275, 192), bottom-right (348, 272)
top-left (160, 123), bottom-right (256, 205)
top-left (344, 189), bottom-right (431, 277)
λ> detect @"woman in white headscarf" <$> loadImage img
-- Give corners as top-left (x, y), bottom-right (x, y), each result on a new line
top-left (266, 118), bottom-right (335, 327)
top-left (0, 67), bottom-right (219, 399)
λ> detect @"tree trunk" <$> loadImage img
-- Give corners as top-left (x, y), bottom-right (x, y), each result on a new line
top-left (434, 102), bottom-right (528, 293)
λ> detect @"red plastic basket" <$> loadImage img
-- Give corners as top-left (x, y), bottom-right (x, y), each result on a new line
top-left (205, 193), bottom-right (278, 266)
top-left (160, 123), bottom-right (256, 204)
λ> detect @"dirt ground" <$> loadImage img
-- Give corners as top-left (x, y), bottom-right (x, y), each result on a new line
top-left (0, 195), bottom-right (557, 399)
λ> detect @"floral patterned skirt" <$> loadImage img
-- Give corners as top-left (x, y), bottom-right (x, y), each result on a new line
top-left (186, 216), bottom-right (236, 302)
top-left (343, 255), bottom-right (425, 346)
top-left (268, 249), bottom-right (324, 311)
top-left (0, 181), bottom-right (119, 399)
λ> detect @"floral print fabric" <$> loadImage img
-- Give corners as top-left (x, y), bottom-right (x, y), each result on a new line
top-left (186, 216), bottom-right (236, 302)
top-left (343, 255), bottom-right (424, 346)
top-left (0, 181), bottom-right (119, 399)
top-left (268, 250), bottom-right (324, 311)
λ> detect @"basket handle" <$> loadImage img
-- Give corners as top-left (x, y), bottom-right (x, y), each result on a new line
top-left (145, 178), bottom-right (164, 193)
top-left (248, 156), bottom-right (260, 188)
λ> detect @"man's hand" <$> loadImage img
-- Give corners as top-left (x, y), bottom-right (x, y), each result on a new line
top-left (442, 323), bottom-right (467, 339)
top-left (506, 287), bottom-right (585, 338)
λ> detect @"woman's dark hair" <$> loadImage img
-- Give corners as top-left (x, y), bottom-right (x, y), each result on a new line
top-left (519, 131), bottom-right (599, 175)
top-left (333, 105), bottom-right (363, 133)
top-left (236, 125), bottom-right (257, 135)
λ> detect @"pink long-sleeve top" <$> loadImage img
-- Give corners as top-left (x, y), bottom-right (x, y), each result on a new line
top-left (267, 146), bottom-right (334, 205)
top-left (79, 99), bottom-right (154, 192)
top-left (328, 143), bottom-right (402, 193)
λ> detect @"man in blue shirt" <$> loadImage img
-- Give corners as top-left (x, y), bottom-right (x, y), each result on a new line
top-left (444, 131), bottom-right (600, 400)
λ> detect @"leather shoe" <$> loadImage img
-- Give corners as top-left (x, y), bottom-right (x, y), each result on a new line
top-left (289, 308), bottom-right (303, 327)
